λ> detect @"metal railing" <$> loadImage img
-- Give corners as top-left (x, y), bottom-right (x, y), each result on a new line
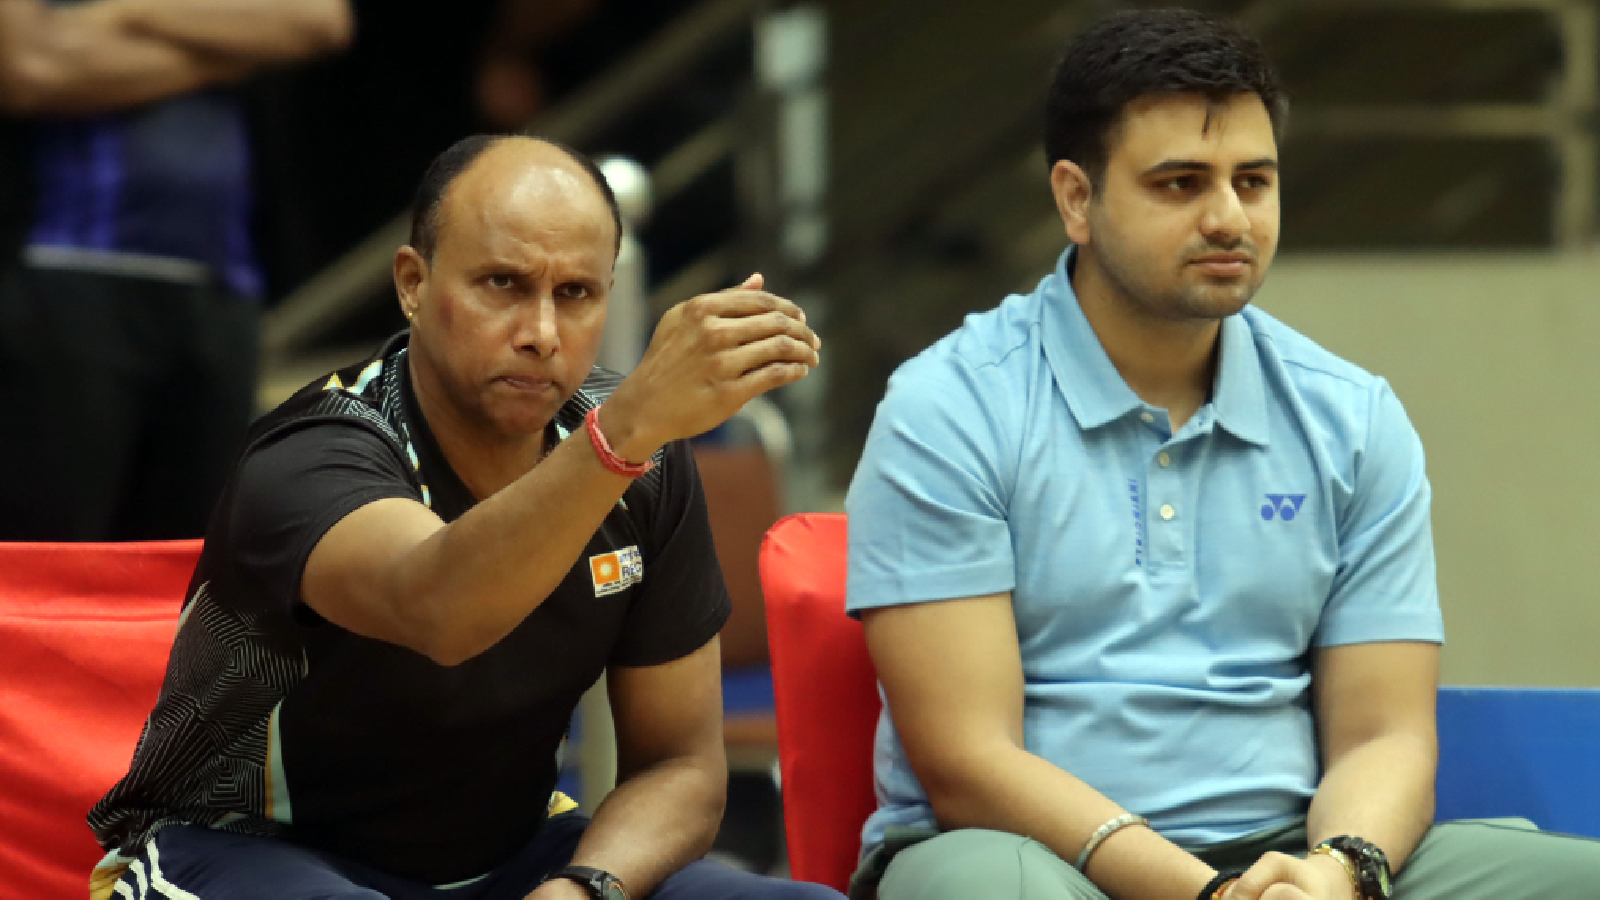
top-left (1240, 0), bottom-right (1597, 249)
top-left (258, 0), bottom-right (831, 513)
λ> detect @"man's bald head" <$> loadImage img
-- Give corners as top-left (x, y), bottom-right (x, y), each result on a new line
top-left (407, 134), bottom-right (622, 263)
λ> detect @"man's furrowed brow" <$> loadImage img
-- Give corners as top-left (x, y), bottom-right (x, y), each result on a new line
top-left (473, 257), bottom-right (531, 274)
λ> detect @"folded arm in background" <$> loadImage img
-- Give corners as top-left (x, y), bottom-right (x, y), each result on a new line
top-left (0, 0), bottom-right (350, 116)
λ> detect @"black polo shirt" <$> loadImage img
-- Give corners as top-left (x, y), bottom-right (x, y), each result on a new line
top-left (90, 333), bottom-right (731, 884)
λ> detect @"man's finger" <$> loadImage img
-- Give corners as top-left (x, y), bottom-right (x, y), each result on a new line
top-left (1224, 877), bottom-right (1257, 900)
top-left (734, 359), bottom-right (812, 396)
top-left (693, 289), bottom-right (806, 321)
top-left (710, 310), bottom-right (819, 350)
top-left (739, 272), bottom-right (764, 290)
top-left (722, 334), bottom-right (820, 379)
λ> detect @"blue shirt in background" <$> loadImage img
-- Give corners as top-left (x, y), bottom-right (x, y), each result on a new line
top-left (28, 90), bottom-right (262, 299)
top-left (845, 247), bottom-right (1444, 855)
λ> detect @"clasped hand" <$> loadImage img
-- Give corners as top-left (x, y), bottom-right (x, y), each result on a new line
top-left (1221, 851), bottom-right (1360, 900)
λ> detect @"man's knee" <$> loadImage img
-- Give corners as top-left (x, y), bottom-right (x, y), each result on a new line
top-left (878, 829), bottom-right (1102, 900)
top-left (122, 825), bottom-right (386, 900)
top-left (758, 878), bottom-right (850, 899)
top-left (1396, 819), bottom-right (1600, 899)
top-left (649, 860), bottom-right (846, 899)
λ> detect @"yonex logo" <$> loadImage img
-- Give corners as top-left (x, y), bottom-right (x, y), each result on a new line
top-left (1261, 494), bottom-right (1307, 521)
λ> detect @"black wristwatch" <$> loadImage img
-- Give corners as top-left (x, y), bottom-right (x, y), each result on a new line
top-left (547, 865), bottom-right (629, 900)
top-left (1315, 836), bottom-right (1393, 900)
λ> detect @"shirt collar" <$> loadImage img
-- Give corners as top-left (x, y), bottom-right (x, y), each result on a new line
top-left (399, 350), bottom-right (478, 521)
top-left (1040, 246), bottom-right (1270, 446)
top-left (1040, 248), bottom-right (1143, 430)
top-left (1211, 307), bottom-right (1270, 446)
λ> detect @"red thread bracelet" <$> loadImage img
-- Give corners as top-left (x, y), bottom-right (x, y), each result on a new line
top-left (586, 407), bottom-right (654, 478)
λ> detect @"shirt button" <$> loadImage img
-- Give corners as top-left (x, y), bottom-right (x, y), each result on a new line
top-left (1157, 452), bottom-right (1171, 467)
top-left (1140, 412), bottom-right (1155, 424)
top-left (1159, 504), bottom-right (1175, 521)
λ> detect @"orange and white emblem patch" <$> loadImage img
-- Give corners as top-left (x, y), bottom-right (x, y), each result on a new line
top-left (590, 546), bottom-right (643, 597)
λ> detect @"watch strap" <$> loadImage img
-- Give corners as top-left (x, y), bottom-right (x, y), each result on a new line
top-left (1310, 846), bottom-right (1361, 899)
top-left (549, 865), bottom-right (629, 900)
top-left (1314, 836), bottom-right (1392, 900)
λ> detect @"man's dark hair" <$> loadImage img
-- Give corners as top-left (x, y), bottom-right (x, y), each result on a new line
top-left (408, 134), bottom-right (624, 261)
top-left (1044, 8), bottom-right (1287, 185)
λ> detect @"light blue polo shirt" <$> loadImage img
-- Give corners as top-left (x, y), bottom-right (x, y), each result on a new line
top-left (845, 247), bottom-right (1444, 855)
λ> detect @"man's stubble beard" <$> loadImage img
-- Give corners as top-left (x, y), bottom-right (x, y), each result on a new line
top-left (1087, 209), bottom-right (1268, 325)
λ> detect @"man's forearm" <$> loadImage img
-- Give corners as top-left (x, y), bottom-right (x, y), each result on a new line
top-left (927, 740), bottom-right (1218, 900)
top-left (0, 0), bottom-right (240, 115)
top-left (99, 0), bottom-right (350, 65)
top-left (1306, 732), bottom-right (1436, 871)
top-left (560, 753), bottom-right (725, 897)
top-left (369, 426), bottom-right (644, 667)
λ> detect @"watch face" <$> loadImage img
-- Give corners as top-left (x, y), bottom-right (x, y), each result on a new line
top-left (1365, 851), bottom-right (1393, 897)
top-left (601, 884), bottom-right (627, 900)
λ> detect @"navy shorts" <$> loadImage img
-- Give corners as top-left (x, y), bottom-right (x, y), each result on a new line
top-left (110, 812), bottom-right (842, 900)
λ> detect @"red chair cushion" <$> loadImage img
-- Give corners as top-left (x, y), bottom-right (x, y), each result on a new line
top-left (0, 541), bottom-right (198, 900)
top-left (760, 513), bottom-right (879, 892)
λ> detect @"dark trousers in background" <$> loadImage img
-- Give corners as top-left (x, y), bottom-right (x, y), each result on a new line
top-left (108, 814), bottom-right (844, 899)
top-left (0, 264), bottom-right (258, 541)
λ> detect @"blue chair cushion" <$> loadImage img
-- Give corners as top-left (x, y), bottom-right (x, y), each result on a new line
top-left (1436, 686), bottom-right (1600, 838)
top-left (722, 666), bottom-right (775, 716)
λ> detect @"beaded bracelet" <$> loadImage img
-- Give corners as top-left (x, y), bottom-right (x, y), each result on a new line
top-left (585, 407), bottom-right (654, 478)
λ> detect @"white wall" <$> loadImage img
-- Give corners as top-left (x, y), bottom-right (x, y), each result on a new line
top-left (1256, 252), bottom-right (1600, 687)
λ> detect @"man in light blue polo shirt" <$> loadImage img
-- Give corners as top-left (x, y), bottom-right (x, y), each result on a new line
top-left (845, 9), bottom-right (1600, 900)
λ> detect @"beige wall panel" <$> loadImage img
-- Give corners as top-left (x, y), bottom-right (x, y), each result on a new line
top-left (1255, 254), bottom-right (1600, 687)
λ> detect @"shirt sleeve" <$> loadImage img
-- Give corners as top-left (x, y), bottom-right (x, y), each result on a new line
top-left (225, 421), bottom-right (421, 616)
top-left (1314, 379), bottom-right (1445, 647)
top-left (845, 356), bottom-right (1017, 616)
top-left (609, 440), bottom-right (732, 668)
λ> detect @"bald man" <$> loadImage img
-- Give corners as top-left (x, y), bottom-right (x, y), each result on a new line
top-left (87, 135), bottom-right (842, 900)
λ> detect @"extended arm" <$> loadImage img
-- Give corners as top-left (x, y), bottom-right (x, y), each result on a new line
top-left (302, 280), bottom-right (820, 667)
top-left (530, 639), bottom-right (728, 899)
top-left (864, 594), bottom-right (1223, 900)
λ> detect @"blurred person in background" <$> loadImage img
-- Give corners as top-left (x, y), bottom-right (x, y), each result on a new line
top-left (253, 0), bottom-right (697, 311)
top-left (0, 0), bottom-right (351, 540)
top-left (475, 0), bottom-right (600, 130)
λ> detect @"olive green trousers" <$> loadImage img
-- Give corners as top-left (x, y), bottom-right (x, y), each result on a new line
top-left (857, 818), bottom-right (1600, 900)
